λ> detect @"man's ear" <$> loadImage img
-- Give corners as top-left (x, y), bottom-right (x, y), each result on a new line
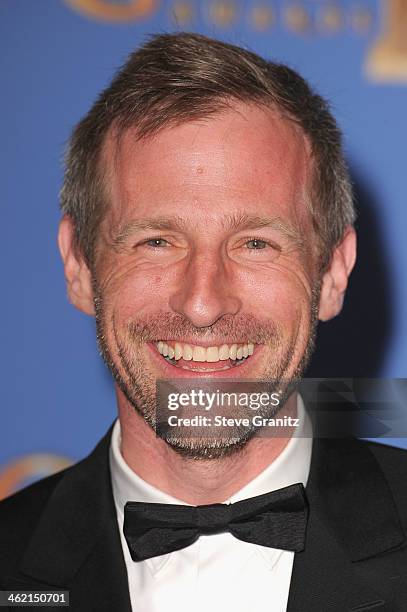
top-left (318, 225), bottom-right (357, 322)
top-left (58, 215), bottom-right (95, 316)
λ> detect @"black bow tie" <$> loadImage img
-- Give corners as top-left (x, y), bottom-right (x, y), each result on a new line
top-left (123, 483), bottom-right (309, 562)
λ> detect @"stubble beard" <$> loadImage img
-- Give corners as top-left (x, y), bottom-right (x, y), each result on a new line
top-left (94, 282), bottom-right (320, 460)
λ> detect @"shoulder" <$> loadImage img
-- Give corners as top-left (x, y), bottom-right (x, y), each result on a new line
top-left (363, 438), bottom-right (407, 474)
top-left (0, 466), bottom-right (74, 575)
top-left (363, 439), bottom-right (407, 499)
top-left (335, 438), bottom-right (407, 529)
top-left (0, 426), bottom-right (114, 578)
top-left (0, 468), bottom-right (66, 520)
top-left (335, 437), bottom-right (407, 483)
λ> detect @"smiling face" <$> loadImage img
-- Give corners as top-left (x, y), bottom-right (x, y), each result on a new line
top-left (59, 102), bottom-right (356, 457)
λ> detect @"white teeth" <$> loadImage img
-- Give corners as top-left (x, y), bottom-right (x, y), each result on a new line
top-left (206, 347), bottom-right (219, 362)
top-left (183, 344), bottom-right (193, 361)
top-left (174, 343), bottom-right (183, 360)
top-left (192, 346), bottom-right (206, 362)
top-left (219, 344), bottom-right (229, 360)
top-left (155, 341), bottom-right (256, 363)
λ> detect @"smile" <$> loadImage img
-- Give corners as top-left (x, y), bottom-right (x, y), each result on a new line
top-left (155, 341), bottom-right (256, 372)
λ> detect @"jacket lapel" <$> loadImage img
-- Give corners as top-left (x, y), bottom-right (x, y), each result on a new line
top-left (287, 435), bottom-right (406, 612)
top-left (7, 424), bottom-right (131, 612)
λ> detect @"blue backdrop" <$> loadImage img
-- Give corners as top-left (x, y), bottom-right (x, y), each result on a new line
top-left (1, 0), bottom-right (407, 498)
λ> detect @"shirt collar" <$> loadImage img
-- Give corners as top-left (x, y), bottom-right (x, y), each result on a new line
top-left (110, 394), bottom-right (312, 570)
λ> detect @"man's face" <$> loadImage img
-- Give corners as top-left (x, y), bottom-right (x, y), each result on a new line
top-left (83, 104), bottom-right (322, 454)
top-left (61, 102), bottom-right (356, 457)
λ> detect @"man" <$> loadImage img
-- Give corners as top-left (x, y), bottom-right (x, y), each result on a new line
top-left (1, 32), bottom-right (406, 611)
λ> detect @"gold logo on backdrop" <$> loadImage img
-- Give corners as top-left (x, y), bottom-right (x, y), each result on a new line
top-left (284, 4), bottom-right (311, 34)
top-left (0, 454), bottom-right (72, 500)
top-left (250, 5), bottom-right (274, 31)
top-left (65, 0), bottom-right (157, 22)
top-left (60, 1), bottom-right (407, 84)
top-left (209, 0), bottom-right (237, 26)
top-left (367, 0), bottom-right (407, 82)
top-left (172, 1), bottom-right (194, 25)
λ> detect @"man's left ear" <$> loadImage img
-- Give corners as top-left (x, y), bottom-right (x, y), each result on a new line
top-left (318, 226), bottom-right (357, 322)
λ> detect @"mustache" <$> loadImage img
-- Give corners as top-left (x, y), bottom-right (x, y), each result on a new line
top-left (126, 312), bottom-right (281, 345)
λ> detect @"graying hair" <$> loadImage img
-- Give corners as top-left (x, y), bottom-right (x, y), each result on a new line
top-left (60, 32), bottom-right (355, 270)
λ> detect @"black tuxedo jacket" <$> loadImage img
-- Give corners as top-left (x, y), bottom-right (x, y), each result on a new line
top-left (1, 424), bottom-right (407, 611)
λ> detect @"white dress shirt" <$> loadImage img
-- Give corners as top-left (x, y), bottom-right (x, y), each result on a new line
top-left (109, 396), bottom-right (312, 612)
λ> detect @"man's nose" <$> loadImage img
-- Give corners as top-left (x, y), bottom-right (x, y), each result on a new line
top-left (168, 252), bottom-right (242, 328)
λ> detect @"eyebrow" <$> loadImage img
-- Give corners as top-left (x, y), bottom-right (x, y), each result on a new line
top-left (111, 217), bottom-right (187, 248)
top-left (111, 213), bottom-right (305, 249)
top-left (222, 213), bottom-right (304, 246)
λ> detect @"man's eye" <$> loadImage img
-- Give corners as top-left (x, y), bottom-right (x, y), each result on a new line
top-left (144, 238), bottom-right (169, 248)
top-left (245, 238), bottom-right (268, 249)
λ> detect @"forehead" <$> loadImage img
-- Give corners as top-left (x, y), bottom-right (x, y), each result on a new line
top-left (101, 103), bottom-right (312, 230)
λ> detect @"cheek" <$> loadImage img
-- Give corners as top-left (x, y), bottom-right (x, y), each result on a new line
top-left (239, 267), bottom-right (313, 325)
top-left (100, 262), bottom-right (174, 321)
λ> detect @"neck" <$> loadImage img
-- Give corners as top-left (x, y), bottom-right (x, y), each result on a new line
top-left (117, 388), bottom-right (298, 505)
